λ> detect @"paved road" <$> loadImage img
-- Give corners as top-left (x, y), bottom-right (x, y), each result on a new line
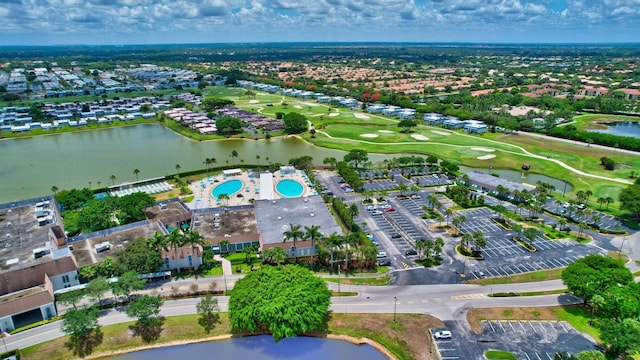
top-left (3, 280), bottom-right (580, 352)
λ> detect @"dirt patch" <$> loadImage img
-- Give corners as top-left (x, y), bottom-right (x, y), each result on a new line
top-left (466, 306), bottom-right (572, 334)
top-left (248, 100), bottom-right (260, 104)
top-left (328, 113), bottom-right (339, 117)
top-left (477, 154), bottom-right (496, 160)
top-left (360, 133), bottom-right (379, 138)
top-left (431, 130), bottom-right (450, 136)
top-left (354, 112), bottom-right (371, 120)
top-left (410, 134), bottom-right (429, 141)
top-left (471, 147), bottom-right (495, 152)
top-left (378, 130), bottom-right (394, 133)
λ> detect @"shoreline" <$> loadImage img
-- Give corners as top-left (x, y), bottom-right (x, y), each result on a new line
top-left (84, 333), bottom-right (396, 360)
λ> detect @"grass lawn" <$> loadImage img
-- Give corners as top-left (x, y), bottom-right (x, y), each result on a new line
top-left (485, 350), bottom-right (518, 360)
top-left (466, 268), bottom-right (564, 285)
top-left (573, 114), bottom-right (640, 130)
top-left (325, 276), bottom-right (393, 286)
top-left (20, 312), bottom-right (443, 360)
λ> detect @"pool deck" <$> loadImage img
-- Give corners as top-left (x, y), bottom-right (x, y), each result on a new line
top-left (186, 169), bottom-right (316, 209)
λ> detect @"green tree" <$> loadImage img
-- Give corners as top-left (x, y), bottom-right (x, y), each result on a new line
top-left (196, 294), bottom-right (221, 334)
top-left (110, 174), bottom-right (116, 185)
top-left (562, 254), bottom-right (633, 304)
top-left (126, 295), bottom-right (165, 342)
top-left (51, 185), bottom-right (59, 194)
top-left (62, 307), bottom-right (103, 357)
top-left (397, 119), bottom-right (418, 133)
top-left (523, 227), bottom-right (538, 245)
top-left (304, 225), bottom-right (323, 267)
top-left (85, 276), bottom-right (110, 306)
top-left (112, 271), bottom-right (145, 304)
top-left (600, 318), bottom-right (640, 357)
top-left (282, 112), bottom-right (308, 134)
top-left (575, 351), bottom-right (605, 360)
top-left (283, 223), bottom-right (304, 263)
top-left (166, 229), bottom-right (186, 272)
top-left (201, 96), bottom-right (234, 111)
top-left (57, 290), bottom-right (85, 310)
top-left (133, 168), bottom-right (140, 181)
top-left (216, 116), bottom-right (244, 135)
top-left (116, 238), bottom-right (163, 274)
top-left (619, 184), bottom-right (640, 220)
top-left (343, 149), bottom-right (368, 169)
top-left (228, 265), bottom-right (331, 341)
top-left (262, 246), bottom-right (289, 265)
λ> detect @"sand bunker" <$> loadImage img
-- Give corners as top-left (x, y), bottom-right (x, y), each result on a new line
top-left (477, 154), bottom-right (497, 160)
top-left (360, 133), bottom-right (379, 138)
top-left (248, 99), bottom-right (260, 104)
top-left (471, 147), bottom-right (495, 152)
top-left (354, 112), bottom-right (371, 120)
top-left (431, 130), bottom-right (451, 136)
top-left (378, 130), bottom-right (393, 133)
top-left (301, 102), bottom-right (320, 107)
top-left (294, 105), bottom-right (303, 109)
top-left (410, 134), bottom-right (429, 141)
top-left (328, 113), bottom-right (339, 117)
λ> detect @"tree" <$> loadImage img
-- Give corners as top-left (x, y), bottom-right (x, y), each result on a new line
top-left (133, 168), bottom-right (140, 181)
top-left (112, 271), bottom-right (145, 304)
top-left (619, 184), bottom-right (640, 220)
top-left (523, 227), bottom-right (538, 245)
top-left (472, 230), bottom-right (486, 252)
top-left (562, 254), bottom-right (633, 304)
top-left (196, 294), bottom-right (221, 334)
top-left (323, 157), bottom-right (337, 169)
top-left (229, 265), bottom-right (331, 341)
top-left (110, 174), bottom-right (116, 185)
top-left (216, 116), bottom-right (244, 135)
top-left (51, 185), bottom-right (59, 194)
top-left (175, 164), bottom-right (181, 173)
top-left (62, 307), bottom-right (103, 357)
top-left (398, 119), bottom-right (418, 133)
top-left (261, 246), bottom-right (289, 265)
top-left (57, 290), bottom-right (85, 309)
top-left (575, 351), bottom-right (605, 360)
top-left (116, 238), bottom-right (163, 274)
top-left (597, 197), bottom-right (605, 210)
top-left (126, 295), bottom-right (165, 342)
top-left (201, 96), bottom-right (234, 111)
top-left (304, 225), bottom-right (322, 267)
top-left (600, 318), bottom-right (640, 357)
top-left (85, 276), bottom-right (110, 306)
top-left (217, 193), bottom-right (230, 206)
top-left (147, 232), bottom-right (168, 253)
top-left (342, 232), bottom-right (359, 271)
top-left (324, 232), bottom-right (343, 269)
top-left (283, 223), bottom-right (304, 263)
top-left (282, 112), bottom-right (308, 134)
top-left (343, 149), bottom-right (368, 168)
top-left (184, 230), bottom-right (206, 266)
top-left (166, 229), bottom-right (186, 272)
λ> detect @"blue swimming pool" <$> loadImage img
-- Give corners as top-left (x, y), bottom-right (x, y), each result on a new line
top-left (212, 179), bottom-right (243, 198)
top-left (276, 179), bottom-right (304, 197)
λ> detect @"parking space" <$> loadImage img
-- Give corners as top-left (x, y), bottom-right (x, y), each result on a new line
top-left (479, 320), bottom-right (596, 359)
top-left (362, 179), bottom-right (398, 192)
top-left (413, 174), bottom-right (452, 187)
top-left (455, 207), bottom-right (604, 280)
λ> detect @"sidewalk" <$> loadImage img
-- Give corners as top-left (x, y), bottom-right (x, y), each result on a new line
top-left (214, 255), bottom-right (233, 276)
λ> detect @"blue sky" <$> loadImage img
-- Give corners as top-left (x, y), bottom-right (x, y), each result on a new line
top-left (0, 0), bottom-right (638, 45)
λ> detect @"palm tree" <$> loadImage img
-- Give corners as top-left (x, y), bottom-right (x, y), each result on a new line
top-left (110, 174), bottom-right (117, 185)
top-left (256, 155), bottom-right (261, 165)
top-left (577, 222), bottom-right (588, 239)
top-left (283, 223), bottom-right (304, 263)
top-left (88, 181), bottom-right (92, 189)
top-left (605, 197), bottom-right (614, 210)
top-left (472, 230), bottom-right (486, 252)
top-left (166, 229), bottom-right (186, 272)
top-left (304, 225), bottom-right (322, 267)
top-left (597, 197), bottom-right (605, 210)
top-left (348, 203), bottom-right (359, 221)
top-left (445, 208), bottom-right (454, 226)
top-left (133, 168), bottom-right (140, 181)
top-left (558, 218), bottom-right (567, 233)
top-left (51, 185), bottom-right (58, 194)
top-left (397, 182), bottom-right (408, 196)
top-left (585, 190), bottom-right (593, 205)
top-left (184, 230), bottom-right (206, 267)
top-left (230, 150), bottom-right (239, 164)
top-left (324, 232), bottom-right (343, 270)
top-left (147, 232), bottom-right (168, 252)
top-left (461, 233), bottom-right (473, 250)
top-left (217, 193), bottom-right (230, 206)
top-left (97, 181), bottom-right (101, 189)
top-left (175, 164), bottom-right (181, 173)
top-left (204, 158), bottom-right (211, 174)
top-left (342, 232), bottom-right (359, 271)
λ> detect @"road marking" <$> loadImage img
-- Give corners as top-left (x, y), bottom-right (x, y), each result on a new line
top-left (421, 299), bottom-right (429, 303)
top-left (407, 300), bottom-right (415, 304)
top-left (451, 293), bottom-right (487, 300)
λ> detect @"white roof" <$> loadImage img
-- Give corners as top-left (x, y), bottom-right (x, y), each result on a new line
top-left (223, 168), bottom-right (242, 175)
top-left (259, 172), bottom-right (275, 200)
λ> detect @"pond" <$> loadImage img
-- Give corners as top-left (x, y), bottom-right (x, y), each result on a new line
top-left (590, 121), bottom-right (640, 138)
top-left (460, 166), bottom-right (573, 193)
top-left (114, 335), bottom-right (389, 360)
top-left (0, 124), bottom-right (395, 203)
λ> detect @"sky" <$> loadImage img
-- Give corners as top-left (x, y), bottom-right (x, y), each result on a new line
top-left (0, 0), bottom-right (638, 45)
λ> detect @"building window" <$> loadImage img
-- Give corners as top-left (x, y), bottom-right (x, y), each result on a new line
top-left (62, 275), bottom-right (69, 283)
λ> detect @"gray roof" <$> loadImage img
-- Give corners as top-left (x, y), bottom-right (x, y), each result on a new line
top-left (254, 196), bottom-right (343, 245)
top-left (466, 171), bottom-right (535, 193)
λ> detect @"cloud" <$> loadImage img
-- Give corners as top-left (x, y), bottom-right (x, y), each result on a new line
top-left (200, 0), bottom-right (229, 16)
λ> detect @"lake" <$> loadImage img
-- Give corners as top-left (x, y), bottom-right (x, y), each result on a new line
top-left (592, 121), bottom-right (640, 138)
top-left (0, 124), bottom-right (391, 203)
top-left (460, 166), bottom-right (573, 193)
top-left (114, 335), bottom-right (389, 360)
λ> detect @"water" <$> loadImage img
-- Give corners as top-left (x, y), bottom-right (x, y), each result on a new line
top-left (0, 124), bottom-right (394, 203)
top-left (591, 121), bottom-right (640, 138)
top-left (212, 179), bottom-right (243, 198)
top-left (276, 179), bottom-right (304, 197)
top-left (460, 166), bottom-right (573, 193)
top-left (115, 335), bottom-right (389, 360)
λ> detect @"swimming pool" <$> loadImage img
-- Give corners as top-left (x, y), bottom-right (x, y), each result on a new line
top-left (212, 179), bottom-right (243, 198)
top-left (276, 179), bottom-right (304, 198)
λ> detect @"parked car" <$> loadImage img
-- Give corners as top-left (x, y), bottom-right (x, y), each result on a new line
top-left (405, 249), bottom-right (417, 256)
top-left (391, 233), bottom-right (402, 238)
top-left (434, 330), bottom-right (452, 340)
top-left (378, 258), bottom-right (391, 266)
top-left (376, 251), bottom-right (387, 258)
top-left (475, 270), bottom-right (485, 278)
top-left (384, 207), bottom-right (395, 212)
top-left (371, 210), bottom-right (384, 215)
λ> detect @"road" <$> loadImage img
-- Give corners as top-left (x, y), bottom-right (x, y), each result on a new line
top-left (3, 279), bottom-right (579, 352)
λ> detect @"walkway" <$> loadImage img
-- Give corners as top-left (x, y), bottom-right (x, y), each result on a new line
top-left (214, 254), bottom-right (233, 276)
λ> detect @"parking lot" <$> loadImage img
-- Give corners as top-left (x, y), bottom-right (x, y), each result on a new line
top-left (455, 207), bottom-right (604, 279)
top-left (433, 320), bottom-right (598, 360)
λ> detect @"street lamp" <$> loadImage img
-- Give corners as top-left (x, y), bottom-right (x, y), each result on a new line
top-left (393, 296), bottom-right (398, 322)
top-left (618, 236), bottom-right (628, 257)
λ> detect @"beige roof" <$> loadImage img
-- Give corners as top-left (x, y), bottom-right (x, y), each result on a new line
top-left (0, 255), bottom-right (77, 295)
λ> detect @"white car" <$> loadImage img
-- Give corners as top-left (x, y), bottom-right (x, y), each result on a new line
top-left (376, 251), bottom-right (387, 258)
top-left (434, 330), bottom-right (452, 340)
